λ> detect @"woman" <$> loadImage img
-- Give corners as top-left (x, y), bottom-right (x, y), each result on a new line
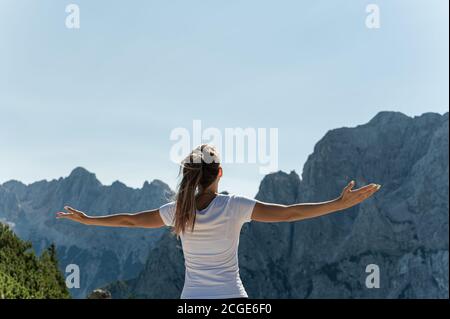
top-left (57, 144), bottom-right (381, 299)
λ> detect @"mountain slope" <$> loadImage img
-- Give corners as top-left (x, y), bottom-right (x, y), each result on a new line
top-left (107, 111), bottom-right (449, 299)
top-left (0, 223), bottom-right (70, 298)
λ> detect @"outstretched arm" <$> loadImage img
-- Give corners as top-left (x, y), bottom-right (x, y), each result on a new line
top-left (56, 207), bottom-right (165, 228)
top-left (251, 180), bottom-right (381, 223)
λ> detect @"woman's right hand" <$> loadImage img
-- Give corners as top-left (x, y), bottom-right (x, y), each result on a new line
top-left (56, 206), bottom-right (89, 224)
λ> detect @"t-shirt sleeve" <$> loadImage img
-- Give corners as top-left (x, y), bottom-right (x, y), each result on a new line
top-left (158, 201), bottom-right (176, 227)
top-left (232, 195), bottom-right (258, 224)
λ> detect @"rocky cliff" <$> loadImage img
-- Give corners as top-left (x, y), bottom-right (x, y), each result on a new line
top-left (107, 111), bottom-right (449, 298)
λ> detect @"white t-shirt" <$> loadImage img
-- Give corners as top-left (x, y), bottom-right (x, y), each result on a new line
top-left (158, 194), bottom-right (257, 299)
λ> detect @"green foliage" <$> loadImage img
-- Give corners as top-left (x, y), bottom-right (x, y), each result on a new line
top-left (0, 223), bottom-right (70, 299)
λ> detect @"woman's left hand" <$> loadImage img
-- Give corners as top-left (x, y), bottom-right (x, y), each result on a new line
top-left (337, 180), bottom-right (381, 210)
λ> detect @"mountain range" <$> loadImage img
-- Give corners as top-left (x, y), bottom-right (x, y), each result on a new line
top-left (0, 168), bottom-right (173, 298)
top-left (1, 111), bottom-right (448, 298)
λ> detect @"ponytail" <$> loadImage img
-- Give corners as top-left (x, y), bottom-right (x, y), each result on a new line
top-left (173, 144), bottom-right (220, 236)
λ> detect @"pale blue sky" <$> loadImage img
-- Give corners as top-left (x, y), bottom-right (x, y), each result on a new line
top-left (0, 0), bottom-right (448, 197)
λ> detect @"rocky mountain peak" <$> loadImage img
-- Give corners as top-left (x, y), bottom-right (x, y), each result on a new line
top-left (367, 110), bottom-right (411, 126)
top-left (68, 167), bottom-right (98, 180)
top-left (255, 170), bottom-right (300, 204)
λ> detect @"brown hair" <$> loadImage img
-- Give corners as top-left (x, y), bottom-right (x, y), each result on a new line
top-left (174, 144), bottom-right (220, 236)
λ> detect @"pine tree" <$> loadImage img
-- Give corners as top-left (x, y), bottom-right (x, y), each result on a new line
top-left (0, 223), bottom-right (71, 299)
